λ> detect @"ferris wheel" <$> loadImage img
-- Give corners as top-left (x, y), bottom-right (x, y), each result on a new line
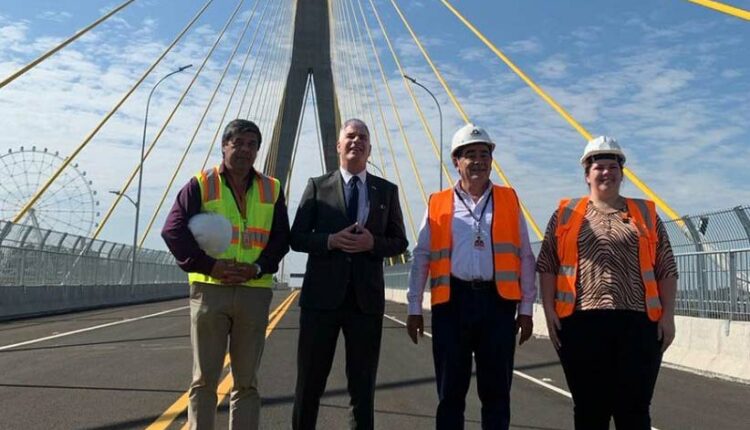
top-left (0, 146), bottom-right (100, 237)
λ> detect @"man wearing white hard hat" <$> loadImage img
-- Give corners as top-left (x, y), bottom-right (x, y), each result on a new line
top-left (162, 119), bottom-right (290, 430)
top-left (406, 123), bottom-right (536, 429)
top-left (536, 136), bottom-right (677, 429)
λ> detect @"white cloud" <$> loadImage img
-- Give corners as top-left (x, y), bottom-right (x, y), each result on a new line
top-left (505, 38), bottom-right (542, 55)
top-left (37, 11), bottom-right (73, 22)
top-left (534, 54), bottom-right (568, 79)
top-left (721, 69), bottom-right (742, 79)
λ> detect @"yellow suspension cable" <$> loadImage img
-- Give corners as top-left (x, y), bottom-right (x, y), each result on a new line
top-left (340, 0), bottom-right (388, 175)
top-left (331, 0), bottom-right (355, 117)
top-left (251, 4), bottom-right (292, 124)
top-left (14, 0), bottom-right (215, 227)
top-left (388, 0), bottom-right (543, 239)
top-left (285, 73), bottom-right (313, 197)
top-left (138, 0), bottom-right (253, 245)
top-left (245, 23), bottom-right (284, 120)
top-left (438, 0), bottom-right (682, 222)
top-left (688, 0), bottom-right (750, 20)
top-left (333, 0), bottom-right (365, 118)
top-left (197, 0), bottom-right (265, 173)
top-left (235, 2), bottom-right (281, 118)
top-left (344, 1), bottom-right (407, 265)
top-left (248, 2), bottom-right (294, 174)
top-left (357, 0), bottom-right (421, 243)
top-left (94, 2), bottom-right (255, 241)
top-left (367, 0), bottom-right (454, 191)
top-left (365, 0), bottom-right (429, 205)
top-left (0, 0), bottom-right (135, 90)
top-left (327, 0), bottom-right (349, 117)
top-left (310, 75), bottom-right (326, 175)
top-left (255, 0), bottom-right (294, 173)
top-left (252, 9), bottom-right (291, 125)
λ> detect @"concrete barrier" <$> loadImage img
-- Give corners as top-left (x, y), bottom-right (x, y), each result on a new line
top-left (385, 288), bottom-right (750, 383)
top-left (0, 283), bottom-right (188, 321)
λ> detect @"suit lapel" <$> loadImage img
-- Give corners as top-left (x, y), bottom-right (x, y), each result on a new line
top-left (365, 175), bottom-right (382, 230)
top-left (330, 171), bottom-right (347, 217)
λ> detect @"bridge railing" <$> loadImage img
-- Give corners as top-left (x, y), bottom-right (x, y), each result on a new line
top-left (0, 220), bottom-right (185, 286)
top-left (384, 247), bottom-right (750, 322)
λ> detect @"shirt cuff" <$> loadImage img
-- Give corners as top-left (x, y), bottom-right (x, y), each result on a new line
top-left (194, 255), bottom-right (217, 276)
top-left (408, 301), bottom-right (423, 315)
top-left (518, 300), bottom-right (534, 316)
top-left (327, 234), bottom-right (333, 250)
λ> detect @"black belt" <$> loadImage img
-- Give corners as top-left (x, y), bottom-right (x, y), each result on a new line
top-left (450, 275), bottom-right (494, 290)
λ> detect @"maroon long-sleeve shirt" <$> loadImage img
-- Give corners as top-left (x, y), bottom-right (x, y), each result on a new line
top-left (161, 164), bottom-right (290, 276)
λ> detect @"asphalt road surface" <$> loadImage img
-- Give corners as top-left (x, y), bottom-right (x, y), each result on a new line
top-left (1, 291), bottom-right (748, 429)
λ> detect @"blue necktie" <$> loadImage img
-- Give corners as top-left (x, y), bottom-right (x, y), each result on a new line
top-left (347, 176), bottom-right (359, 224)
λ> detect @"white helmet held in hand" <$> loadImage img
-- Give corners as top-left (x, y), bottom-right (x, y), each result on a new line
top-left (451, 123), bottom-right (496, 156)
top-left (580, 136), bottom-right (626, 166)
top-left (188, 213), bottom-right (232, 257)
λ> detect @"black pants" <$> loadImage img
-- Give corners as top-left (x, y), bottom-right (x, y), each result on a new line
top-left (557, 310), bottom-right (663, 430)
top-left (431, 277), bottom-right (518, 430)
top-left (292, 289), bottom-right (383, 430)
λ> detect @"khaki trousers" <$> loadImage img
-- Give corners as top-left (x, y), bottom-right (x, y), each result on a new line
top-left (188, 282), bottom-right (272, 430)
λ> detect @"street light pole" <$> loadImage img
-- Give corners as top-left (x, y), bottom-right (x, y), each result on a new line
top-left (130, 64), bottom-right (192, 289)
top-left (403, 74), bottom-right (443, 190)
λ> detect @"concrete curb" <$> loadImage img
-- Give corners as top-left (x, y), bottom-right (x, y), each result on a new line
top-left (0, 283), bottom-right (188, 321)
top-left (385, 288), bottom-right (750, 384)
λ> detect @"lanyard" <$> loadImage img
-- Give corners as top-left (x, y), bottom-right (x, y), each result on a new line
top-left (455, 188), bottom-right (491, 225)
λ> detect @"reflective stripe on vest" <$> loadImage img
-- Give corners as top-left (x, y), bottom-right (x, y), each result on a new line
top-left (188, 167), bottom-right (280, 288)
top-left (427, 185), bottom-right (522, 307)
top-left (553, 196), bottom-right (662, 321)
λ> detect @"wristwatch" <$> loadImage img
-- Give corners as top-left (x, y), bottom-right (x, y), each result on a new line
top-left (252, 263), bottom-right (263, 279)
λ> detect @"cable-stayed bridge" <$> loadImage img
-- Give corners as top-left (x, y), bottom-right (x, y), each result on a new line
top-left (1, 1), bottom-right (750, 428)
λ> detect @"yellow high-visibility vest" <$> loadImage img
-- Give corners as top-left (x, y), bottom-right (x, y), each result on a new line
top-left (188, 166), bottom-right (280, 288)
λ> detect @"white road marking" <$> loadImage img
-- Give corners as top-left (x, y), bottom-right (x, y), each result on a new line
top-left (0, 306), bottom-right (189, 351)
top-left (384, 313), bottom-right (660, 430)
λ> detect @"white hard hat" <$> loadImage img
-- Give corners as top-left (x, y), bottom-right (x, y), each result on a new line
top-left (580, 136), bottom-right (626, 166)
top-left (188, 213), bottom-right (232, 257)
top-left (451, 123), bottom-right (495, 156)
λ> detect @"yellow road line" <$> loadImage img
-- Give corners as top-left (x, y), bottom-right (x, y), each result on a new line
top-left (146, 289), bottom-right (300, 430)
top-left (688, 0), bottom-right (750, 20)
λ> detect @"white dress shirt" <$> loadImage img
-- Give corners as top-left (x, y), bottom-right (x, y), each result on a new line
top-left (407, 182), bottom-right (537, 316)
top-left (340, 167), bottom-right (369, 226)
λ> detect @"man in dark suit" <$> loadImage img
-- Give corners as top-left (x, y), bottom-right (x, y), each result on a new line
top-left (290, 118), bottom-right (408, 429)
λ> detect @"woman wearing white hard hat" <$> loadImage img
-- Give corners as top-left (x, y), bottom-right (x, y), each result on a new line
top-left (536, 136), bottom-right (678, 429)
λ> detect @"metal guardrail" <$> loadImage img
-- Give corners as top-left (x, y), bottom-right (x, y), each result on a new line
top-left (383, 248), bottom-right (750, 322)
top-left (0, 220), bottom-right (185, 286)
top-left (662, 205), bottom-right (750, 254)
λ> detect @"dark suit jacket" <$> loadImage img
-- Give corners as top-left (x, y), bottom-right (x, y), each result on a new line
top-left (290, 170), bottom-right (408, 314)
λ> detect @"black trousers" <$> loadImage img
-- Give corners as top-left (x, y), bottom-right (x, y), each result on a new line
top-left (292, 289), bottom-right (383, 430)
top-left (557, 310), bottom-right (663, 430)
top-left (431, 277), bottom-right (518, 430)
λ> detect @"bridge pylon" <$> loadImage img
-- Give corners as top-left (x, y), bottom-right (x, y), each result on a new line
top-left (266, 0), bottom-right (340, 186)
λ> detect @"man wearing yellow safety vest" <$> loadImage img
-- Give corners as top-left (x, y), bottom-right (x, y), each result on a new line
top-left (162, 119), bottom-right (290, 430)
top-left (406, 123), bottom-right (537, 430)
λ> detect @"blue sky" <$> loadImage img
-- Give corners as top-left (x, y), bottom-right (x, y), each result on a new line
top-left (1, 0), bottom-right (748, 280)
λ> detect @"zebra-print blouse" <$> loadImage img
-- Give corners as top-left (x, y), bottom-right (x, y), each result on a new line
top-left (536, 201), bottom-right (679, 312)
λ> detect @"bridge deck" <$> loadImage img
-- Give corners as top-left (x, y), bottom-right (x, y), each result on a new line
top-left (1, 292), bottom-right (748, 429)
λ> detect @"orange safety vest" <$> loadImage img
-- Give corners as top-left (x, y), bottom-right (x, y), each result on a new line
top-left (428, 185), bottom-right (522, 306)
top-left (554, 196), bottom-right (663, 321)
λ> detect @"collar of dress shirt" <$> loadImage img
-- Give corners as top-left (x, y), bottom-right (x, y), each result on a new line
top-left (219, 161), bottom-right (257, 188)
top-left (454, 180), bottom-right (492, 202)
top-left (340, 166), bottom-right (367, 185)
